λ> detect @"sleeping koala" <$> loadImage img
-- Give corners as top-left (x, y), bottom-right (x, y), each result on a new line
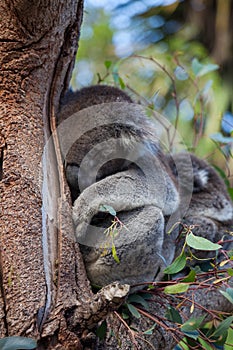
top-left (168, 152), bottom-right (233, 262)
top-left (57, 85), bottom-right (180, 289)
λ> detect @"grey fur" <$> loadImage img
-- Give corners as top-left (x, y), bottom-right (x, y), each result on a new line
top-left (57, 85), bottom-right (179, 289)
top-left (169, 152), bottom-right (233, 261)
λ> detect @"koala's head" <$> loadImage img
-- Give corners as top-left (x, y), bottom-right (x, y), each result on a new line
top-left (58, 85), bottom-right (173, 203)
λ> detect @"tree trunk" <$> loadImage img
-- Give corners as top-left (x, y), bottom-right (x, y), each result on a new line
top-left (0, 1), bottom-right (91, 348)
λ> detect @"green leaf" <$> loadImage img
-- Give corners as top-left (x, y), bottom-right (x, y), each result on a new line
top-left (96, 320), bottom-right (107, 340)
top-left (104, 60), bottom-right (112, 69)
top-left (174, 66), bottom-right (189, 81)
top-left (0, 337), bottom-right (37, 350)
top-left (227, 188), bottom-right (233, 201)
top-left (225, 327), bottom-right (233, 350)
top-left (181, 316), bottom-right (206, 331)
top-left (174, 342), bottom-right (189, 350)
top-left (143, 323), bottom-right (156, 335)
top-left (99, 204), bottom-right (116, 216)
top-left (211, 316), bottom-right (233, 339)
top-left (227, 268), bottom-right (233, 277)
top-left (220, 288), bottom-right (233, 304)
top-left (181, 269), bottom-right (196, 282)
top-left (192, 58), bottom-right (219, 77)
top-left (127, 294), bottom-right (149, 310)
top-left (126, 303), bottom-right (141, 319)
top-left (202, 79), bottom-right (213, 95)
top-left (118, 77), bottom-right (126, 89)
top-left (164, 283), bottom-right (189, 295)
top-left (198, 338), bottom-right (213, 350)
top-left (179, 99), bottom-right (194, 121)
top-left (165, 306), bottom-right (182, 324)
top-left (210, 132), bottom-right (233, 144)
top-left (163, 252), bottom-right (186, 274)
top-left (112, 243), bottom-right (120, 263)
top-left (181, 329), bottom-right (199, 340)
top-left (186, 232), bottom-right (222, 251)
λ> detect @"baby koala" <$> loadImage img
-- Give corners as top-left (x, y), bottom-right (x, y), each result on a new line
top-left (168, 152), bottom-right (233, 262)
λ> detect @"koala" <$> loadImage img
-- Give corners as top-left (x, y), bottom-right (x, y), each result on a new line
top-left (168, 152), bottom-right (233, 262)
top-left (58, 85), bottom-right (177, 202)
top-left (57, 85), bottom-right (180, 289)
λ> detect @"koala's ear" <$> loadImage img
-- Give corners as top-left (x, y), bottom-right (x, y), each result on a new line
top-left (193, 167), bottom-right (209, 192)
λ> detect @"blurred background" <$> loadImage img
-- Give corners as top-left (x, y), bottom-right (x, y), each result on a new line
top-left (71, 0), bottom-right (233, 187)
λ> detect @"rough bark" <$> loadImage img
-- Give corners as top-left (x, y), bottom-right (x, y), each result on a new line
top-left (0, 0), bottom-right (88, 347)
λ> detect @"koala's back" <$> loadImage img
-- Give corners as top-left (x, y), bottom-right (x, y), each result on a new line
top-left (58, 85), bottom-right (133, 123)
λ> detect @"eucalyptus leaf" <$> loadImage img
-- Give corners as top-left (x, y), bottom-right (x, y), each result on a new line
top-left (112, 243), bottom-right (120, 263)
top-left (179, 99), bottom-right (194, 121)
top-left (164, 252), bottom-right (186, 274)
top-left (181, 315), bottom-right (206, 331)
top-left (220, 288), bottom-right (233, 305)
top-left (174, 66), bottom-right (189, 81)
top-left (143, 323), bottom-right (156, 335)
top-left (181, 329), bottom-right (199, 340)
top-left (186, 232), bottom-right (222, 251)
top-left (99, 204), bottom-right (116, 216)
top-left (165, 306), bottom-right (182, 324)
top-left (126, 303), bottom-right (141, 319)
top-left (192, 58), bottom-right (219, 77)
top-left (96, 320), bottom-right (107, 340)
top-left (104, 60), bottom-right (112, 69)
top-left (198, 338), bottom-right (214, 350)
top-left (210, 132), bottom-right (233, 144)
top-left (164, 283), bottom-right (189, 294)
top-left (181, 269), bottom-right (196, 282)
top-left (211, 316), bottom-right (233, 339)
top-left (127, 294), bottom-right (149, 310)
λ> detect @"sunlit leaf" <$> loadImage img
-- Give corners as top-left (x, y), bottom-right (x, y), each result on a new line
top-left (174, 341), bottom-right (189, 350)
top-left (179, 99), bottom-right (194, 121)
top-left (112, 243), bottom-right (120, 263)
top-left (220, 288), bottom-right (233, 304)
top-left (192, 58), bottom-right (219, 77)
top-left (104, 60), bottom-right (112, 69)
top-left (225, 327), bottom-right (233, 350)
top-left (174, 66), bottom-right (189, 80)
top-left (202, 79), bottom-right (213, 95)
top-left (164, 283), bottom-right (189, 294)
top-left (198, 337), bottom-right (214, 350)
top-left (227, 268), bottom-right (233, 277)
top-left (118, 76), bottom-right (126, 89)
top-left (210, 132), bottom-right (233, 144)
top-left (163, 252), bottom-right (186, 274)
top-left (186, 232), bottom-right (222, 251)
